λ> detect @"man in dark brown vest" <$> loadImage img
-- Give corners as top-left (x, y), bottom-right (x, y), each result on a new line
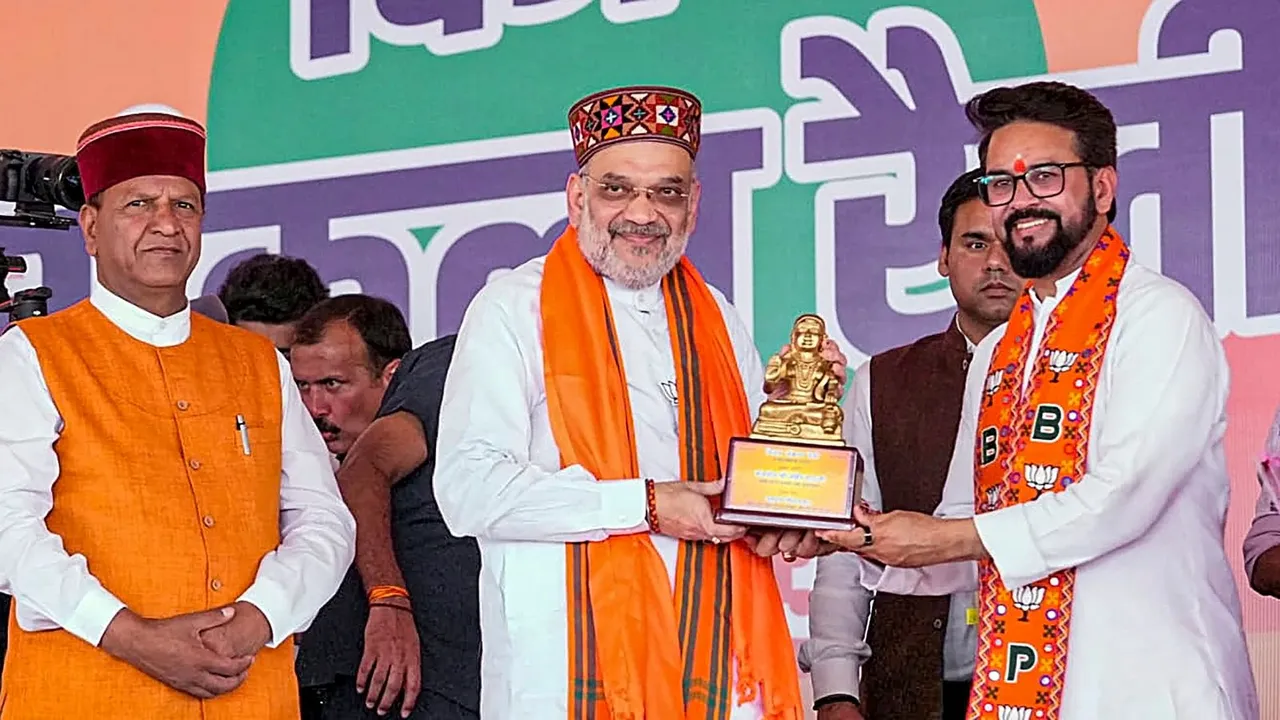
top-left (799, 169), bottom-right (1021, 720)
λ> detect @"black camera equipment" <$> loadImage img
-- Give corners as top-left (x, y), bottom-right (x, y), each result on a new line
top-left (0, 250), bottom-right (51, 321)
top-left (0, 150), bottom-right (83, 230)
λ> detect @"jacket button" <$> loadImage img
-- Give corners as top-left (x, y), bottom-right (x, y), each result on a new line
top-left (203, 515), bottom-right (215, 528)
top-left (176, 400), bottom-right (190, 411)
top-left (933, 618), bottom-right (944, 630)
top-left (189, 459), bottom-right (201, 470)
top-left (211, 579), bottom-right (223, 591)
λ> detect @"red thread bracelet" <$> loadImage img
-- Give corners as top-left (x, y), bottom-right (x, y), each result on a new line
top-left (645, 479), bottom-right (659, 533)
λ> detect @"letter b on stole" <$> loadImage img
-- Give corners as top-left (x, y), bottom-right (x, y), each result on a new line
top-left (1030, 404), bottom-right (1063, 442)
top-left (980, 427), bottom-right (998, 465)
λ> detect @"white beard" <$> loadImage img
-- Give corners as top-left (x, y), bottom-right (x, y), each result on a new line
top-left (577, 200), bottom-right (689, 289)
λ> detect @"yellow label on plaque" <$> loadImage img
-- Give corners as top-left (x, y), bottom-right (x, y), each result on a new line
top-left (723, 442), bottom-right (854, 519)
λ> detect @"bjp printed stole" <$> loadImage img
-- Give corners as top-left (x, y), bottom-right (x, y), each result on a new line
top-left (967, 229), bottom-right (1128, 720)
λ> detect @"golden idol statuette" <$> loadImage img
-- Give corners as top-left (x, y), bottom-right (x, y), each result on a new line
top-left (715, 314), bottom-right (864, 531)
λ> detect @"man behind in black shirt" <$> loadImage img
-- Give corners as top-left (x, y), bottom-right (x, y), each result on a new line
top-left (294, 312), bottom-right (479, 719)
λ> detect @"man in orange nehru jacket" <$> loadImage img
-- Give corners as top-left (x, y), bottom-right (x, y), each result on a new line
top-left (0, 113), bottom-right (357, 718)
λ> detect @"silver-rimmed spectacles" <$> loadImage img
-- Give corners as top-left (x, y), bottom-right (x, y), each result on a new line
top-left (580, 173), bottom-right (691, 210)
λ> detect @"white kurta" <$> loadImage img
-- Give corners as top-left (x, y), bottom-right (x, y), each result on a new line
top-left (0, 286), bottom-right (357, 648)
top-left (862, 262), bottom-right (1259, 719)
top-left (434, 256), bottom-right (770, 719)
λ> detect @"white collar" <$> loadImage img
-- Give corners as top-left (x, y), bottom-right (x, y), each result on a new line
top-left (1029, 267), bottom-right (1083, 310)
top-left (953, 314), bottom-right (978, 353)
top-left (602, 275), bottom-right (664, 314)
top-left (89, 282), bottom-right (192, 348)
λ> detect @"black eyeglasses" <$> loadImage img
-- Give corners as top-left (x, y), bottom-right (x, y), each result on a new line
top-left (977, 162), bottom-right (1091, 207)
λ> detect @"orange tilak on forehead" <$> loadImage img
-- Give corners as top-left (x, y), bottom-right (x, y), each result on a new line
top-left (1013, 155), bottom-right (1027, 174)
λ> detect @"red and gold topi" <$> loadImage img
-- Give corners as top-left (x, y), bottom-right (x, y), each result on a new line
top-left (75, 112), bottom-right (207, 200)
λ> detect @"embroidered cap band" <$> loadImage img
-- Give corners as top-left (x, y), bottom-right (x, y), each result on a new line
top-left (567, 85), bottom-right (701, 167)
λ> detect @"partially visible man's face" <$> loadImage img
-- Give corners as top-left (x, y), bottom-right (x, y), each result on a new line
top-left (983, 121), bottom-right (1110, 278)
top-left (567, 142), bottom-right (701, 289)
top-left (939, 199), bottom-right (1022, 328)
top-left (236, 320), bottom-right (300, 358)
top-left (291, 320), bottom-right (398, 456)
top-left (80, 175), bottom-right (203, 305)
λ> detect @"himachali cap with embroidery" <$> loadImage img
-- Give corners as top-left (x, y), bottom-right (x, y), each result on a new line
top-left (567, 85), bottom-right (702, 167)
top-left (75, 112), bottom-right (207, 200)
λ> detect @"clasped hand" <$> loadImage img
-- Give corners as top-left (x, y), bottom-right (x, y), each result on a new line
top-left (100, 601), bottom-right (272, 699)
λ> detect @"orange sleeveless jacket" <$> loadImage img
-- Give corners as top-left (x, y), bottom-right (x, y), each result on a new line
top-left (0, 300), bottom-right (298, 720)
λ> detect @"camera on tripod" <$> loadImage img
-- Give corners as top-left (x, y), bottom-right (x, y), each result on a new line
top-left (0, 252), bottom-right (50, 319)
top-left (0, 249), bottom-right (51, 321)
top-left (0, 150), bottom-right (78, 321)
top-left (0, 150), bottom-right (83, 230)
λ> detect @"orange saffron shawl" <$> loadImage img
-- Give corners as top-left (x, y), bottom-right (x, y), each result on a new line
top-left (540, 227), bottom-right (802, 720)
